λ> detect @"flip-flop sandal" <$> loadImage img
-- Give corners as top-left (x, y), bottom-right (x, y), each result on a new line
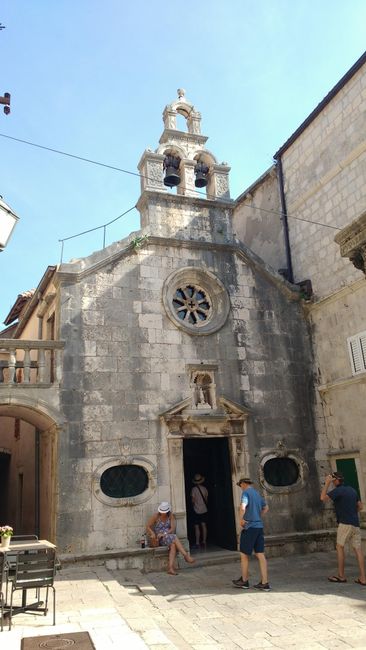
top-left (328, 575), bottom-right (347, 583)
top-left (167, 570), bottom-right (178, 575)
top-left (354, 578), bottom-right (366, 586)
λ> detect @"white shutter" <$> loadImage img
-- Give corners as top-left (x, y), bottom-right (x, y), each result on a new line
top-left (360, 334), bottom-right (366, 370)
top-left (348, 331), bottom-right (366, 375)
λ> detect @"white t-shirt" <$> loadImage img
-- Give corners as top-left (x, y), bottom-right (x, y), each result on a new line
top-left (191, 485), bottom-right (208, 514)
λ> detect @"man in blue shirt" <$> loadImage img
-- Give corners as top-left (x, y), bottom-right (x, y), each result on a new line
top-left (320, 471), bottom-right (366, 585)
top-left (232, 477), bottom-right (270, 591)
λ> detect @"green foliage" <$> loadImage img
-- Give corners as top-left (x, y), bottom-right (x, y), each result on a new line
top-left (131, 234), bottom-right (149, 249)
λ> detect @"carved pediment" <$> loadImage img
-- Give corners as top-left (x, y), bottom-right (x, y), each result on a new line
top-left (160, 395), bottom-right (250, 438)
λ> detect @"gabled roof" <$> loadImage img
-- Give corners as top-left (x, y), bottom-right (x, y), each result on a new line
top-left (274, 50), bottom-right (366, 158)
top-left (13, 266), bottom-right (57, 338)
top-left (3, 290), bottom-right (35, 326)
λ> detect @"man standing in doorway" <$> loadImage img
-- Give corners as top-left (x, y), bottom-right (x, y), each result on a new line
top-left (320, 471), bottom-right (366, 585)
top-left (232, 477), bottom-right (270, 591)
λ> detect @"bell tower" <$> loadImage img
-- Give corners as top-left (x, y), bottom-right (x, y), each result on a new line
top-left (136, 90), bottom-right (232, 240)
top-left (138, 89), bottom-right (230, 199)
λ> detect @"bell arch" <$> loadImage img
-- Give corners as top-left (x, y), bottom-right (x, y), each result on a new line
top-left (138, 89), bottom-right (230, 198)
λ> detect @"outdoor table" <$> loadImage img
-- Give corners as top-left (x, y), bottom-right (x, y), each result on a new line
top-left (1, 539), bottom-right (57, 616)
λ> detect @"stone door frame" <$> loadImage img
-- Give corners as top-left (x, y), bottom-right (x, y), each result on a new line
top-left (161, 396), bottom-right (250, 542)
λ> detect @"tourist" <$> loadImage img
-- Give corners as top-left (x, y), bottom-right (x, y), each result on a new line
top-left (232, 477), bottom-right (270, 591)
top-left (191, 473), bottom-right (208, 549)
top-left (146, 501), bottom-right (195, 575)
top-left (320, 471), bottom-right (366, 585)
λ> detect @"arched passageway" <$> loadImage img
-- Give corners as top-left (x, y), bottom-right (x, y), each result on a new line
top-left (0, 401), bottom-right (61, 542)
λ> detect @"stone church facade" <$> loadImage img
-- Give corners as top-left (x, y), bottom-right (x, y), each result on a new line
top-left (1, 53), bottom-right (365, 562)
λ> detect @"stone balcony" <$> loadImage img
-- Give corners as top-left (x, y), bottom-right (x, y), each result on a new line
top-left (0, 339), bottom-right (65, 424)
top-left (0, 339), bottom-right (64, 385)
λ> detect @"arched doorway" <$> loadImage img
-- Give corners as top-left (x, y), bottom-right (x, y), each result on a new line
top-left (0, 401), bottom-right (61, 542)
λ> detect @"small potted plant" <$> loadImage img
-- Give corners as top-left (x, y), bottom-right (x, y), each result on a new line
top-left (0, 525), bottom-right (13, 549)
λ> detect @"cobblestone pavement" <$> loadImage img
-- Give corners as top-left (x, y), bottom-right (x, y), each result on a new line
top-left (2, 551), bottom-right (366, 649)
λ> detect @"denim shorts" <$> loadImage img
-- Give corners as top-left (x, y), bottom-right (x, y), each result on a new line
top-left (240, 527), bottom-right (265, 555)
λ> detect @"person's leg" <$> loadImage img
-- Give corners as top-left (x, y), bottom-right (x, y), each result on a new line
top-left (240, 552), bottom-right (250, 581)
top-left (351, 531), bottom-right (366, 584)
top-left (194, 524), bottom-right (200, 546)
top-left (201, 522), bottom-right (207, 545)
top-left (168, 543), bottom-right (177, 574)
top-left (174, 537), bottom-right (195, 563)
top-left (255, 552), bottom-right (268, 584)
top-left (336, 544), bottom-right (346, 579)
top-left (353, 546), bottom-right (366, 583)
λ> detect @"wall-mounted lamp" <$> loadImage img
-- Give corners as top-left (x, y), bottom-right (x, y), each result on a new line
top-left (0, 196), bottom-right (19, 250)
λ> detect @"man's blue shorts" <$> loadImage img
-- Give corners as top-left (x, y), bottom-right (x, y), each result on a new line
top-left (240, 527), bottom-right (265, 555)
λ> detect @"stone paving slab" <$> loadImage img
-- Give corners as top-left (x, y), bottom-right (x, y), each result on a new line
top-left (1, 551), bottom-right (366, 649)
top-left (111, 551), bottom-right (366, 649)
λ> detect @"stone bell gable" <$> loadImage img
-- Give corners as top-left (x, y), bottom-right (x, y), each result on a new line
top-left (137, 89), bottom-right (231, 236)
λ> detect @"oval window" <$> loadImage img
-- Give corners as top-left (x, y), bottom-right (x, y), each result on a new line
top-left (100, 464), bottom-right (148, 498)
top-left (263, 458), bottom-right (299, 487)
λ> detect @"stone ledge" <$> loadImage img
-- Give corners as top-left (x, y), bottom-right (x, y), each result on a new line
top-left (58, 529), bottom-right (337, 570)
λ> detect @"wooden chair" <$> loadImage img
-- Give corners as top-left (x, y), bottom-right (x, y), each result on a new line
top-left (8, 547), bottom-right (56, 630)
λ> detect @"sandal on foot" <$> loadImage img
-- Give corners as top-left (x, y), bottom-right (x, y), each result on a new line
top-left (167, 569), bottom-right (178, 575)
top-left (328, 575), bottom-right (347, 583)
top-left (355, 578), bottom-right (366, 586)
top-left (185, 555), bottom-right (195, 564)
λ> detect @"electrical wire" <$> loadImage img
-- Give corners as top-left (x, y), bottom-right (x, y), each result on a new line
top-left (0, 131), bottom-right (342, 231)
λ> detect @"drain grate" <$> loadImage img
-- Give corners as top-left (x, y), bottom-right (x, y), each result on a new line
top-left (21, 632), bottom-right (95, 650)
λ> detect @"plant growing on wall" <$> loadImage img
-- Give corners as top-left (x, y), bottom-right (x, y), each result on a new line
top-left (131, 234), bottom-right (149, 250)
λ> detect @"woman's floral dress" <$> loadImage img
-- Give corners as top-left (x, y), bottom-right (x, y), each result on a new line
top-left (154, 516), bottom-right (177, 546)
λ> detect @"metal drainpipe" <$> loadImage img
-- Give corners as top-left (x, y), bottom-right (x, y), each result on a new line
top-left (275, 155), bottom-right (294, 284)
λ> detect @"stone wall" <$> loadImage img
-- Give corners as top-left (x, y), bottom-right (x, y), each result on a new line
top-left (57, 228), bottom-right (323, 554)
top-left (233, 167), bottom-right (286, 274)
top-left (281, 64), bottom-right (366, 300)
top-left (308, 278), bottom-right (366, 506)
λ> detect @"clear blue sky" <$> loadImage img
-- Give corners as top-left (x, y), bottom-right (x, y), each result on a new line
top-left (0, 0), bottom-right (365, 325)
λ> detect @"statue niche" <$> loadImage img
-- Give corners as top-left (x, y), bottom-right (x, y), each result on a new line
top-left (191, 371), bottom-right (217, 411)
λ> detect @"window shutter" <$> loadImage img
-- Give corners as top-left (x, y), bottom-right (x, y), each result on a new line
top-left (348, 332), bottom-right (366, 375)
top-left (360, 333), bottom-right (366, 369)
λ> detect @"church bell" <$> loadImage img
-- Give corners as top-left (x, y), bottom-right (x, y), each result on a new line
top-left (194, 161), bottom-right (209, 188)
top-left (163, 154), bottom-right (181, 187)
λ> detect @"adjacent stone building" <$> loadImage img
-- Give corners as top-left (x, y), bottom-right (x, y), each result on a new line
top-left (234, 51), bottom-right (366, 518)
top-left (1, 52), bottom-right (365, 562)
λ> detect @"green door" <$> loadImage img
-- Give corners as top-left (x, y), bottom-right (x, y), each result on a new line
top-left (336, 458), bottom-right (360, 498)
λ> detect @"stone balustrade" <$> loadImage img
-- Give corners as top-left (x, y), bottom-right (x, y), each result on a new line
top-left (0, 339), bottom-right (64, 385)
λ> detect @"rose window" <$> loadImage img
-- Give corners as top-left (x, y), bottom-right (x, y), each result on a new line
top-left (172, 285), bottom-right (211, 325)
top-left (163, 267), bottom-right (230, 336)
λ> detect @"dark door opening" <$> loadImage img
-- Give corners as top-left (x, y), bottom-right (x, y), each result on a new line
top-left (183, 437), bottom-right (237, 551)
top-left (0, 452), bottom-right (11, 522)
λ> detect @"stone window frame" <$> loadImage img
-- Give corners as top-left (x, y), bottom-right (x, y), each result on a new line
top-left (162, 266), bottom-right (230, 336)
top-left (347, 331), bottom-right (366, 376)
top-left (259, 451), bottom-right (308, 495)
top-left (92, 456), bottom-right (157, 507)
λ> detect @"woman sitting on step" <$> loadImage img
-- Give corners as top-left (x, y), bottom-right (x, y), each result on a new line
top-left (146, 501), bottom-right (195, 575)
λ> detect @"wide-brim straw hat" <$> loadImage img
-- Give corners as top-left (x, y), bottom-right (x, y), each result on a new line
top-left (193, 474), bottom-right (205, 484)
